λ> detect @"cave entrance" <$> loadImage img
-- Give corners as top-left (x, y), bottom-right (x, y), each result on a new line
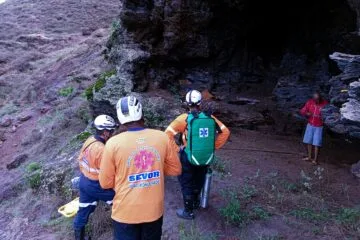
top-left (205, 0), bottom-right (357, 94)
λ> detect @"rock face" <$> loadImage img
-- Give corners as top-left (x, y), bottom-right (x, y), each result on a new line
top-left (322, 52), bottom-right (360, 138)
top-left (273, 54), bottom-right (330, 113)
top-left (92, 0), bottom-right (359, 134)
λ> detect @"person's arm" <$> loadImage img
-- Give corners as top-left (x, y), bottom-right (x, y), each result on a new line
top-left (300, 100), bottom-right (311, 117)
top-left (164, 137), bottom-right (182, 176)
top-left (165, 114), bottom-right (187, 152)
top-left (212, 116), bottom-right (230, 149)
top-left (99, 142), bottom-right (116, 189)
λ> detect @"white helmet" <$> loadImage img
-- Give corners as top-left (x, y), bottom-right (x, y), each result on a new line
top-left (94, 115), bottom-right (117, 131)
top-left (116, 96), bottom-right (143, 124)
top-left (185, 90), bottom-right (202, 106)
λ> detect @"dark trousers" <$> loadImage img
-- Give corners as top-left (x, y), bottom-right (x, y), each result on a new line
top-left (113, 216), bottom-right (163, 240)
top-left (178, 150), bottom-right (208, 197)
top-left (73, 174), bottom-right (115, 229)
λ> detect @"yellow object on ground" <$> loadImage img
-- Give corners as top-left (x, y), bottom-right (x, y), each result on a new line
top-left (58, 197), bottom-right (79, 218)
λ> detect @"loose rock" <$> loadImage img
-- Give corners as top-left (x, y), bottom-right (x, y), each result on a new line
top-left (351, 160), bottom-right (360, 178)
top-left (6, 154), bottom-right (28, 170)
top-left (17, 114), bottom-right (32, 122)
top-left (0, 130), bottom-right (6, 142)
top-left (0, 117), bottom-right (12, 127)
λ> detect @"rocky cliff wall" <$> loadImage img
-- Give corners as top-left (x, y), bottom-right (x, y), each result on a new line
top-left (90, 0), bottom-right (360, 136)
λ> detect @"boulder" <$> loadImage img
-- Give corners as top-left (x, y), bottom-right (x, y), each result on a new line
top-left (272, 55), bottom-right (330, 113)
top-left (0, 130), bottom-right (6, 142)
top-left (351, 160), bottom-right (360, 178)
top-left (0, 116), bottom-right (12, 127)
top-left (7, 154), bottom-right (28, 170)
top-left (17, 114), bottom-right (32, 122)
top-left (320, 52), bottom-right (360, 138)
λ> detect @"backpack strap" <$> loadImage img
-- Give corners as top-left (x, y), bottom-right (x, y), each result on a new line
top-left (82, 140), bottom-right (98, 153)
top-left (200, 111), bottom-right (222, 133)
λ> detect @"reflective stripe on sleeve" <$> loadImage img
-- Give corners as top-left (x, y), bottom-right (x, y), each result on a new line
top-left (80, 160), bottom-right (100, 174)
top-left (166, 126), bottom-right (178, 135)
top-left (106, 200), bottom-right (113, 205)
top-left (79, 201), bottom-right (97, 208)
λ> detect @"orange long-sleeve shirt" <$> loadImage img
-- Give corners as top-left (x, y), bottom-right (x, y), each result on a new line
top-left (99, 128), bottom-right (181, 224)
top-left (78, 136), bottom-right (105, 181)
top-left (165, 113), bottom-right (230, 152)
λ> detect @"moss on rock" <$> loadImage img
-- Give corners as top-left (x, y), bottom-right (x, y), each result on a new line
top-left (85, 69), bottom-right (116, 101)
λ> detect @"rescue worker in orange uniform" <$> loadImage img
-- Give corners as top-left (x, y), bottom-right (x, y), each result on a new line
top-left (165, 90), bottom-right (230, 220)
top-left (73, 115), bottom-right (117, 240)
top-left (99, 96), bottom-right (181, 240)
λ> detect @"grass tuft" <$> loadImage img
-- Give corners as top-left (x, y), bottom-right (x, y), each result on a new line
top-left (76, 131), bottom-right (92, 141)
top-left (58, 87), bottom-right (74, 97)
top-left (219, 190), bottom-right (249, 226)
top-left (289, 208), bottom-right (328, 222)
top-left (179, 222), bottom-right (217, 240)
top-left (84, 69), bottom-right (116, 101)
top-left (336, 207), bottom-right (360, 232)
top-left (25, 162), bottom-right (42, 190)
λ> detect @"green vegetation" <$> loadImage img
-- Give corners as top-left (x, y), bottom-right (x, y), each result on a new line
top-left (179, 223), bottom-right (217, 240)
top-left (241, 184), bottom-right (258, 200)
top-left (67, 131), bottom-right (92, 149)
top-left (0, 102), bottom-right (18, 118)
top-left (84, 69), bottom-right (116, 101)
top-left (282, 181), bottom-right (299, 192)
top-left (58, 87), bottom-right (74, 97)
top-left (143, 110), bottom-right (165, 128)
top-left (25, 162), bottom-right (42, 189)
top-left (289, 208), bottom-right (329, 222)
top-left (256, 234), bottom-right (284, 240)
top-left (26, 162), bottom-right (41, 172)
top-left (167, 84), bottom-right (182, 100)
top-left (336, 207), bottom-right (360, 231)
top-left (212, 156), bottom-right (227, 174)
top-left (77, 131), bottom-right (92, 141)
top-left (250, 206), bottom-right (271, 220)
top-left (220, 192), bottom-right (249, 226)
top-left (219, 189), bottom-right (270, 226)
top-left (43, 216), bottom-right (73, 239)
top-left (106, 20), bottom-right (121, 52)
top-left (77, 106), bottom-right (91, 124)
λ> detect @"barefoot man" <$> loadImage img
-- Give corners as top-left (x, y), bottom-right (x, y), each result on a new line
top-left (300, 91), bottom-right (328, 165)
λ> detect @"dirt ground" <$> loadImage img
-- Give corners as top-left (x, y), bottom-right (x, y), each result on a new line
top-left (1, 0), bottom-right (360, 240)
top-left (0, 0), bottom-right (120, 239)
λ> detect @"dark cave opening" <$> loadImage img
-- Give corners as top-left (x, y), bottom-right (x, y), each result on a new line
top-left (209, 0), bottom-right (357, 67)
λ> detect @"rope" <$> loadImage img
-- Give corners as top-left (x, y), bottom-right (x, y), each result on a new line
top-left (221, 147), bottom-right (301, 156)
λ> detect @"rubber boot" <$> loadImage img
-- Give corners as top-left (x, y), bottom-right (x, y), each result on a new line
top-left (74, 227), bottom-right (85, 240)
top-left (193, 192), bottom-right (200, 210)
top-left (176, 195), bottom-right (195, 220)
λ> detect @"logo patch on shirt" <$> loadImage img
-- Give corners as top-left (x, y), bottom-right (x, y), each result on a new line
top-left (128, 170), bottom-right (160, 182)
top-left (127, 146), bottom-right (160, 169)
top-left (128, 171), bottom-right (161, 188)
top-left (199, 128), bottom-right (209, 138)
top-left (134, 150), bottom-right (155, 170)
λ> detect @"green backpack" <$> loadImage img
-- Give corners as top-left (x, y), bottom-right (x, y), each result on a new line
top-left (185, 112), bottom-right (216, 166)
